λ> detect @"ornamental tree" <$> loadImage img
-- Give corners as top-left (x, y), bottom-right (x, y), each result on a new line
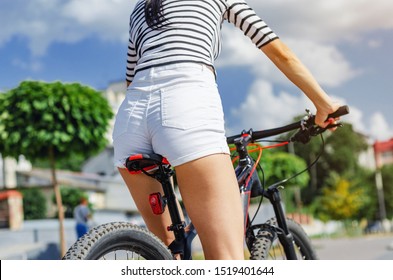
top-left (0, 81), bottom-right (113, 257)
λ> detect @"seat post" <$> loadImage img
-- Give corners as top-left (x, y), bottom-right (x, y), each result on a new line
top-left (155, 165), bottom-right (186, 242)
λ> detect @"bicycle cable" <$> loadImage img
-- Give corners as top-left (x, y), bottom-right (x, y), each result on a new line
top-left (250, 133), bottom-right (326, 222)
top-left (249, 159), bottom-right (266, 225)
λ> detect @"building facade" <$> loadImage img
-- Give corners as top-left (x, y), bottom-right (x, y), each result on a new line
top-left (374, 138), bottom-right (393, 168)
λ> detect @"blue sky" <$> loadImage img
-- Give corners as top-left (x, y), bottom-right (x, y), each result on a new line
top-left (1, 0), bottom-right (392, 142)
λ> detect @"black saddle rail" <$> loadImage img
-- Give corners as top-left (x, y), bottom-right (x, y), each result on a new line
top-left (125, 153), bottom-right (171, 174)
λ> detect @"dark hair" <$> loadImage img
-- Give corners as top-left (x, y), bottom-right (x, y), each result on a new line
top-left (145, 0), bottom-right (166, 28)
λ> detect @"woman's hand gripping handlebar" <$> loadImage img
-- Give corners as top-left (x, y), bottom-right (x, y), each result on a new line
top-left (291, 105), bottom-right (350, 144)
top-left (226, 105), bottom-right (350, 145)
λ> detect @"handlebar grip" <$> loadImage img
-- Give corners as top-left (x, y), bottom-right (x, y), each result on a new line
top-left (326, 105), bottom-right (350, 120)
top-left (226, 135), bottom-right (238, 144)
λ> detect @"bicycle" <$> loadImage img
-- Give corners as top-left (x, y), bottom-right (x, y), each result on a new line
top-left (63, 105), bottom-right (349, 260)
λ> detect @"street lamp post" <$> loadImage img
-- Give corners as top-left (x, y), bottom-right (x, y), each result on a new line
top-left (375, 170), bottom-right (387, 221)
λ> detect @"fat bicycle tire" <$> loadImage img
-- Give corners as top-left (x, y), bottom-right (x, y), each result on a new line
top-left (63, 222), bottom-right (173, 260)
top-left (250, 218), bottom-right (317, 260)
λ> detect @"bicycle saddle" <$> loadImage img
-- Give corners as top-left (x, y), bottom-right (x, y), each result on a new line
top-left (125, 153), bottom-right (170, 174)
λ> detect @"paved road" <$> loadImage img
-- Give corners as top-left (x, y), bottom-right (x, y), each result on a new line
top-left (189, 233), bottom-right (393, 260)
top-left (1, 218), bottom-right (393, 260)
top-left (313, 234), bottom-right (393, 260)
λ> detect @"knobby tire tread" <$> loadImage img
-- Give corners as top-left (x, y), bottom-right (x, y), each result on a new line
top-left (250, 218), bottom-right (317, 260)
top-left (62, 222), bottom-right (173, 260)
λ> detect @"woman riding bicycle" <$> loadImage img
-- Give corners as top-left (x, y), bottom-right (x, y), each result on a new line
top-left (112, 0), bottom-right (341, 260)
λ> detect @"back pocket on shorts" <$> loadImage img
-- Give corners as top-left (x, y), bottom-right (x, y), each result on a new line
top-left (160, 86), bottom-right (223, 130)
top-left (112, 90), bottom-right (142, 141)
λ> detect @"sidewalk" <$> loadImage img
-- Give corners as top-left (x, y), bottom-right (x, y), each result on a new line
top-left (0, 211), bottom-right (132, 260)
top-left (0, 242), bottom-right (46, 260)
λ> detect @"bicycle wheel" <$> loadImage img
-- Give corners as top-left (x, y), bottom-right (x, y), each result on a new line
top-left (63, 222), bottom-right (173, 260)
top-left (250, 218), bottom-right (317, 260)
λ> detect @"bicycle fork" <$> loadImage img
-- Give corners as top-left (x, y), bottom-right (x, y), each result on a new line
top-left (264, 186), bottom-right (298, 260)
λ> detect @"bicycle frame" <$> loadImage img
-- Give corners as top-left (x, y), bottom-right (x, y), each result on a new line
top-left (232, 134), bottom-right (298, 260)
top-left (128, 106), bottom-right (350, 260)
top-left (144, 139), bottom-right (298, 260)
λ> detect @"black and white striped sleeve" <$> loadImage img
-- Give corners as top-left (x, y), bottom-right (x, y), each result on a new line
top-left (126, 38), bottom-right (137, 83)
top-left (225, 0), bottom-right (278, 48)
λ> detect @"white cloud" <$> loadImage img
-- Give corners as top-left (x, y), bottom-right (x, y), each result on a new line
top-left (1, 0), bottom-right (391, 61)
top-left (216, 27), bottom-right (261, 68)
top-left (313, 97), bottom-right (393, 142)
top-left (369, 112), bottom-right (393, 141)
top-left (11, 58), bottom-right (42, 72)
top-left (217, 3), bottom-right (365, 88)
top-left (1, 0), bottom-right (391, 141)
top-left (0, 0), bottom-right (134, 56)
top-left (281, 39), bottom-right (360, 87)
top-left (228, 79), bottom-right (314, 134)
top-left (248, 0), bottom-right (393, 43)
top-left (367, 40), bottom-right (382, 49)
top-left (1, 0), bottom-right (391, 57)
top-left (217, 0), bottom-right (393, 90)
top-left (228, 80), bottom-right (393, 141)
top-left (61, 0), bottom-right (132, 40)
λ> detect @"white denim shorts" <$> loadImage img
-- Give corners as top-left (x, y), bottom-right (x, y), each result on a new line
top-left (112, 63), bottom-right (229, 168)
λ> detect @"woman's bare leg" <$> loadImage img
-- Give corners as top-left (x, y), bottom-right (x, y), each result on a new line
top-left (175, 153), bottom-right (244, 260)
top-left (118, 168), bottom-right (175, 246)
top-left (118, 153), bottom-right (244, 259)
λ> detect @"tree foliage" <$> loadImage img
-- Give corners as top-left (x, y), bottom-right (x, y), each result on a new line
top-left (230, 145), bottom-right (309, 189)
top-left (52, 187), bottom-right (89, 218)
top-left (259, 151), bottom-right (309, 189)
top-left (286, 117), bottom-right (369, 202)
top-left (380, 164), bottom-right (393, 219)
top-left (0, 81), bottom-right (113, 160)
top-left (230, 142), bottom-right (309, 211)
top-left (323, 123), bottom-right (369, 176)
top-left (352, 168), bottom-right (378, 221)
top-left (19, 188), bottom-right (47, 220)
top-left (314, 173), bottom-right (369, 222)
top-left (273, 114), bottom-right (377, 221)
top-left (0, 80), bottom-right (113, 256)
top-left (33, 153), bottom-right (87, 172)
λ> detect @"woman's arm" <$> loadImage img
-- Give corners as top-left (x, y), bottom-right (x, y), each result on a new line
top-left (261, 39), bottom-right (340, 127)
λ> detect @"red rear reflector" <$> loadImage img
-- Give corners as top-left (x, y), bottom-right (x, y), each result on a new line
top-left (149, 193), bottom-right (165, 215)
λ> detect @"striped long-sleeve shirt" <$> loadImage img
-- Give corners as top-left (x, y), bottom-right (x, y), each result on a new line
top-left (126, 0), bottom-right (278, 83)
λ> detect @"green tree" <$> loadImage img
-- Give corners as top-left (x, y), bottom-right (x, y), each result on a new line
top-left (380, 164), bottom-right (393, 219)
top-left (353, 168), bottom-right (378, 221)
top-left (19, 188), bottom-right (47, 220)
top-left (288, 120), bottom-right (369, 206)
top-left (260, 151), bottom-right (309, 189)
top-left (0, 81), bottom-right (113, 256)
top-left (231, 144), bottom-right (309, 210)
top-left (313, 173), bottom-right (368, 222)
top-left (53, 187), bottom-right (89, 218)
top-left (323, 123), bottom-right (368, 176)
top-left (260, 151), bottom-right (309, 212)
top-left (33, 153), bottom-right (86, 172)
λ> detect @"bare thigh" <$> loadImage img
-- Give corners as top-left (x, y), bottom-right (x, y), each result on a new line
top-left (118, 168), bottom-right (176, 246)
top-left (118, 153), bottom-right (244, 259)
top-left (175, 153), bottom-right (244, 260)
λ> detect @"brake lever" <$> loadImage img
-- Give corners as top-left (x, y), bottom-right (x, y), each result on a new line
top-left (310, 122), bottom-right (343, 136)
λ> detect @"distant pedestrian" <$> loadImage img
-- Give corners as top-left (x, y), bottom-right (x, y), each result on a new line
top-left (73, 197), bottom-right (91, 239)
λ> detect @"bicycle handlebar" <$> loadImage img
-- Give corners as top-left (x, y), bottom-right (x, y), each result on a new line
top-left (323, 105), bottom-right (349, 120)
top-left (226, 105), bottom-right (350, 144)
